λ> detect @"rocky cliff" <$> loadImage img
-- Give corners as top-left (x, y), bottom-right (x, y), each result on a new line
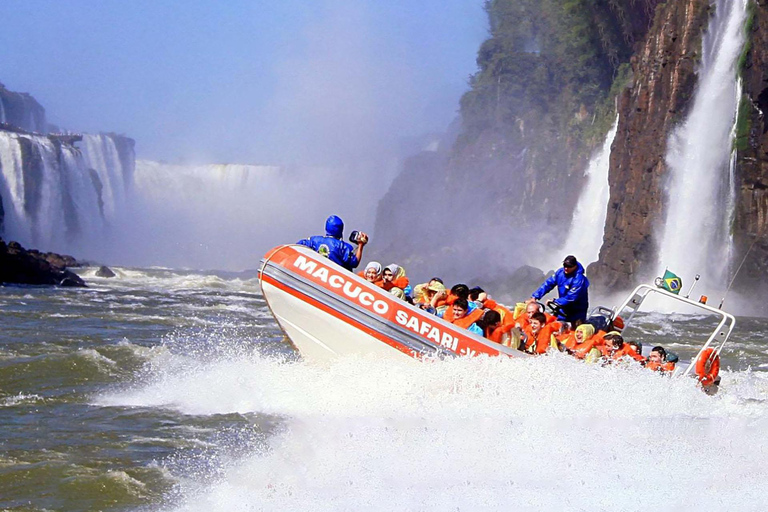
top-left (372, 0), bottom-right (661, 282)
top-left (0, 82), bottom-right (47, 133)
top-left (590, 0), bottom-right (711, 288)
top-left (0, 84), bottom-right (136, 255)
top-left (732, 0), bottom-right (768, 307)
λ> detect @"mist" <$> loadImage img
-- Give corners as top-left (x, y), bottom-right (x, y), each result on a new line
top-left (0, 1), bottom-right (487, 270)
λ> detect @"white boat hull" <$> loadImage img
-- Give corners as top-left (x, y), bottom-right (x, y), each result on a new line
top-left (258, 245), bottom-right (526, 362)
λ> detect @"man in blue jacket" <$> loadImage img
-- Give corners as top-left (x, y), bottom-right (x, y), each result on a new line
top-left (296, 215), bottom-right (368, 272)
top-left (531, 255), bottom-right (589, 323)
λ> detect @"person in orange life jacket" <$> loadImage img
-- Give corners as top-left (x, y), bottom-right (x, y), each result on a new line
top-left (523, 312), bottom-right (561, 354)
top-left (297, 215), bottom-right (367, 271)
top-left (645, 346), bottom-right (676, 373)
top-left (517, 300), bottom-right (558, 331)
top-left (359, 261), bottom-right (383, 285)
top-left (439, 298), bottom-right (483, 335)
top-left (474, 309), bottom-right (503, 342)
top-left (438, 284), bottom-right (479, 321)
top-left (601, 332), bottom-right (644, 362)
top-left (382, 264), bottom-right (410, 298)
top-left (445, 284), bottom-right (471, 305)
top-left (416, 280), bottom-right (447, 314)
top-left (561, 323), bottom-right (595, 355)
top-left (414, 278), bottom-right (444, 305)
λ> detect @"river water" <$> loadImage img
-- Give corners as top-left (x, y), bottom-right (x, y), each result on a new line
top-left (2, 267), bottom-right (768, 511)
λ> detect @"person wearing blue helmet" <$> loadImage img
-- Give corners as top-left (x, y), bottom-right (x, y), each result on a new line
top-left (296, 215), bottom-right (368, 271)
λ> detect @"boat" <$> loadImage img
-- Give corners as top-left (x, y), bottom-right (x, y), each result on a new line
top-left (258, 244), bottom-right (529, 362)
top-left (258, 244), bottom-right (731, 392)
top-left (610, 282), bottom-right (734, 393)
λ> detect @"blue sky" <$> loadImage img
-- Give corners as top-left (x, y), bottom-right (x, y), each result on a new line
top-left (0, 1), bottom-right (487, 165)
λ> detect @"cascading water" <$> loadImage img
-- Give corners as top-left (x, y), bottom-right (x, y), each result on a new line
top-left (548, 116), bottom-right (618, 270)
top-left (658, 0), bottom-right (748, 290)
top-left (0, 131), bottom-right (131, 253)
top-left (80, 134), bottom-right (130, 220)
top-left (0, 96), bottom-right (6, 124)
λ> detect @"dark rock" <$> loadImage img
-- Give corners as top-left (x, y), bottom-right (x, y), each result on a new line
top-left (591, 0), bottom-right (711, 291)
top-left (95, 265), bottom-right (116, 278)
top-left (731, 1), bottom-right (768, 314)
top-left (0, 238), bottom-right (86, 287)
top-left (44, 252), bottom-right (79, 270)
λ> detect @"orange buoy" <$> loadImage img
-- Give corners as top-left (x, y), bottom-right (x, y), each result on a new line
top-left (695, 347), bottom-right (720, 387)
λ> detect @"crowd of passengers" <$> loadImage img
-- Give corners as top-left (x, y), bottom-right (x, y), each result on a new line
top-left (297, 215), bottom-right (676, 372)
top-left (358, 261), bottom-right (677, 373)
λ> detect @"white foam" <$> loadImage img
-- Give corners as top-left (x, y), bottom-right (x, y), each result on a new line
top-left (95, 350), bottom-right (768, 511)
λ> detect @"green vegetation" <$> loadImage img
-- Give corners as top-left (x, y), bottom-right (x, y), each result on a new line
top-left (458, 0), bottom-right (651, 153)
top-left (737, 0), bottom-right (756, 75)
top-left (734, 93), bottom-right (752, 152)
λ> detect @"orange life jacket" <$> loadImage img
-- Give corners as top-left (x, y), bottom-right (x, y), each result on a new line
top-left (523, 322), bottom-right (560, 354)
top-left (603, 343), bottom-right (645, 362)
top-left (356, 271), bottom-right (384, 288)
top-left (382, 276), bottom-right (409, 291)
top-left (451, 307), bottom-right (485, 330)
top-left (572, 339), bottom-right (596, 359)
top-left (646, 360), bottom-right (676, 373)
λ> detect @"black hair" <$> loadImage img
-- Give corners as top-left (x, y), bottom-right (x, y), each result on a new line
top-left (651, 346), bottom-right (667, 359)
top-left (477, 309), bottom-right (501, 331)
top-left (531, 312), bottom-right (547, 324)
top-left (468, 287), bottom-right (485, 301)
top-left (563, 255), bottom-right (578, 268)
top-left (430, 277), bottom-right (443, 284)
top-left (604, 333), bottom-right (624, 348)
top-left (452, 298), bottom-right (469, 311)
top-left (451, 284), bottom-right (470, 299)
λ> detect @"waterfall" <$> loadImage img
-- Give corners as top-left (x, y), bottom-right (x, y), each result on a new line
top-left (0, 131), bottom-right (131, 253)
top-left (0, 96), bottom-right (6, 124)
top-left (80, 134), bottom-right (130, 220)
top-left (547, 116), bottom-right (618, 270)
top-left (657, 0), bottom-right (748, 290)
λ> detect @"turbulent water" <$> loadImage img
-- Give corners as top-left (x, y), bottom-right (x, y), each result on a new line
top-left (2, 268), bottom-right (768, 511)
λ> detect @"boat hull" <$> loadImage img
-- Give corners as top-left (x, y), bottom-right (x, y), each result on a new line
top-left (258, 245), bottom-right (527, 362)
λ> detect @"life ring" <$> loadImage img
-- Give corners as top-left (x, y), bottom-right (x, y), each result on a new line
top-left (695, 348), bottom-right (720, 387)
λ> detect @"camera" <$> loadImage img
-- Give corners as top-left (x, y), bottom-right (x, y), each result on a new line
top-left (349, 230), bottom-right (368, 244)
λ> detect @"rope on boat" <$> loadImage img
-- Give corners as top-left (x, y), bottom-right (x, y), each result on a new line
top-left (719, 235), bottom-right (759, 308)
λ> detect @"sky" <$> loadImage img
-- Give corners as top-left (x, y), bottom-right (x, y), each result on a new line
top-left (0, 0), bottom-right (487, 166)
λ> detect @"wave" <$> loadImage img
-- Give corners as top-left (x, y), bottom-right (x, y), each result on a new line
top-left (125, 353), bottom-right (768, 511)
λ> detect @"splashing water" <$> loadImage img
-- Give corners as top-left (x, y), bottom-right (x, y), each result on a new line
top-left (98, 351), bottom-right (768, 512)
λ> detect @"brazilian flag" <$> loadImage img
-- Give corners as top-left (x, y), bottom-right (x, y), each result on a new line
top-left (661, 270), bottom-right (682, 294)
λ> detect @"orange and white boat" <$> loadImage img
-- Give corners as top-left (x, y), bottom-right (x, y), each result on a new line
top-left (258, 244), bottom-right (528, 362)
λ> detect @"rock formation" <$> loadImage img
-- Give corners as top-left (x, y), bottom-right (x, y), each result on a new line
top-left (373, 1), bottom-right (661, 282)
top-left (590, 0), bottom-right (711, 288)
top-left (732, 0), bottom-right (768, 306)
top-left (0, 238), bottom-right (86, 287)
top-left (0, 82), bottom-right (47, 133)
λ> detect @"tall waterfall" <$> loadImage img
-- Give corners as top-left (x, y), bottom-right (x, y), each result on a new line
top-left (0, 131), bottom-right (133, 254)
top-left (0, 96), bottom-right (6, 124)
top-left (657, 0), bottom-right (748, 289)
top-left (547, 117), bottom-right (618, 271)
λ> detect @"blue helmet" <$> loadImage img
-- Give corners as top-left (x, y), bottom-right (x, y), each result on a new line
top-left (325, 215), bottom-right (344, 239)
